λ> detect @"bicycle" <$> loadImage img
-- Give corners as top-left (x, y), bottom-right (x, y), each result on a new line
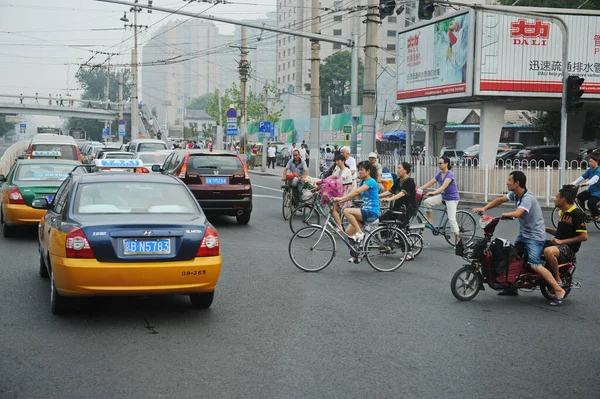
top-left (408, 201), bottom-right (477, 247)
top-left (550, 185), bottom-right (600, 230)
top-left (288, 203), bottom-right (411, 272)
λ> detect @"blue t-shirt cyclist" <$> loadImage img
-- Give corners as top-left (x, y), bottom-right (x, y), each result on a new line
top-left (571, 152), bottom-right (600, 222)
top-left (333, 160), bottom-right (380, 243)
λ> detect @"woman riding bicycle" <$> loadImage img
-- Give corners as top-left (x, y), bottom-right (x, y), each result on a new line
top-left (571, 152), bottom-right (600, 222)
top-left (330, 154), bottom-right (354, 230)
top-left (332, 161), bottom-right (380, 243)
top-left (420, 156), bottom-right (461, 244)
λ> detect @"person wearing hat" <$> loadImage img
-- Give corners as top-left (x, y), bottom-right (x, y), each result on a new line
top-left (368, 152), bottom-right (383, 191)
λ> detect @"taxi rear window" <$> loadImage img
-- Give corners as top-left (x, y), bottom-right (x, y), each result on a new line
top-left (74, 182), bottom-right (198, 214)
top-left (188, 155), bottom-right (243, 175)
top-left (32, 144), bottom-right (77, 160)
top-left (138, 143), bottom-right (167, 152)
top-left (15, 164), bottom-right (74, 181)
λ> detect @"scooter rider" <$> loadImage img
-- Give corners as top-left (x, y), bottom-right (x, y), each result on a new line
top-left (472, 171), bottom-right (566, 302)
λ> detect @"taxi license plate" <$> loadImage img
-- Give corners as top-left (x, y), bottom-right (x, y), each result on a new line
top-left (41, 194), bottom-right (55, 203)
top-left (123, 239), bottom-right (171, 255)
top-left (206, 177), bottom-right (226, 185)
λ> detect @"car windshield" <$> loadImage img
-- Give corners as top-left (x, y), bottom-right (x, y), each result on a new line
top-left (74, 182), bottom-right (198, 214)
top-left (138, 153), bottom-right (170, 165)
top-left (188, 155), bottom-right (243, 175)
top-left (15, 164), bottom-right (74, 182)
top-left (32, 144), bottom-right (77, 160)
top-left (138, 143), bottom-right (167, 152)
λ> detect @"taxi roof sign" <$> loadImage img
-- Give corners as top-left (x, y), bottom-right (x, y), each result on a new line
top-left (31, 151), bottom-right (62, 157)
top-left (95, 159), bottom-right (144, 168)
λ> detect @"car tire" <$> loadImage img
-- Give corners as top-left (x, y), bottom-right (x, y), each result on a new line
top-left (190, 291), bottom-right (214, 309)
top-left (39, 248), bottom-right (49, 278)
top-left (236, 212), bottom-right (251, 225)
top-left (1, 211), bottom-right (17, 238)
top-left (50, 271), bottom-right (68, 315)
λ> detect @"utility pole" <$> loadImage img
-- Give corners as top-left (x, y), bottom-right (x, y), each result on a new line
top-left (239, 26), bottom-right (249, 155)
top-left (361, 0), bottom-right (379, 159)
top-left (104, 60), bottom-right (111, 142)
top-left (131, 6), bottom-right (139, 140)
top-left (118, 70), bottom-right (124, 144)
top-left (309, 0), bottom-right (320, 177)
top-left (350, 32), bottom-right (359, 156)
top-left (216, 89), bottom-right (223, 151)
top-left (261, 82), bottom-right (269, 172)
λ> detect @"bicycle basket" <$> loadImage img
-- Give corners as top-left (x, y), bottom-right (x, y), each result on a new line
top-left (463, 237), bottom-right (488, 260)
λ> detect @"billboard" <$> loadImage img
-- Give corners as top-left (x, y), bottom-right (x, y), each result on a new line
top-left (475, 12), bottom-right (600, 98)
top-left (396, 10), bottom-right (475, 103)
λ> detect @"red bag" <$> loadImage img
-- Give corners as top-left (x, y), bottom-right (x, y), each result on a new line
top-left (495, 256), bottom-right (524, 285)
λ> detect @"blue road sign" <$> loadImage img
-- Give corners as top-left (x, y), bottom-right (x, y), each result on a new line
top-left (102, 127), bottom-right (109, 137)
top-left (118, 119), bottom-right (125, 125)
top-left (226, 121), bottom-right (238, 136)
top-left (226, 108), bottom-right (237, 118)
top-left (118, 123), bottom-right (126, 136)
top-left (19, 123), bottom-right (26, 132)
top-left (258, 120), bottom-right (275, 140)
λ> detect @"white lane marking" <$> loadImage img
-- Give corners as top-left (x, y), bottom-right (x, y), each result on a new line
top-left (253, 194), bottom-right (282, 200)
top-left (253, 184), bottom-right (283, 193)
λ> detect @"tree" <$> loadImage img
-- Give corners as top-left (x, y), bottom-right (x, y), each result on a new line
top-left (534, 111), bottom-right (600, 144)
top-left (205, 82), bottom-right (284, 126)
top-left (0, 115), bottom-right (16, 137)
top-left (319, 51), bottom-right (364, 115)
top-left (68, 68), bottom-right (131, 141)
top-left (187, 93), bottom-right (215, 111)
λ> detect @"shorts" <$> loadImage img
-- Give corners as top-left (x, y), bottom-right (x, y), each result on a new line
top-left (514, 235), bottom-right (545, 267)
top-left (553, 243), bottom-right (576, 264)
top-left (361, 209), bottom-right (379, 223)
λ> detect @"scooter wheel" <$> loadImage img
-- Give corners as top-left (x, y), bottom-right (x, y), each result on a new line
top-left (540, 280), bottom-right (571, 301)
top-left (451, 266), bottom-right (482, 301)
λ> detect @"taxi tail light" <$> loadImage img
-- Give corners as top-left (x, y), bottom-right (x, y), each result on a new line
top-left (196, 226), bottom-right (219, 257)
top-left (178, 154), bottom-right (190, 179)
top-left (8, 188), bottom-right (25, 204)
top-left (75, 147), bottom-right (83, 162)
top-left (26, 144), bottom-right (33, 154)
top-left (135, 167), bottom-right (150, 173)
top-left (66, 227), bottom-right (95, 258)
top-left (235, 154), bottom-right (249, 179)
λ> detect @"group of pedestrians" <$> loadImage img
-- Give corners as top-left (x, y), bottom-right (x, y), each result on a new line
top-left (19, 93), bottom-right (73, 107)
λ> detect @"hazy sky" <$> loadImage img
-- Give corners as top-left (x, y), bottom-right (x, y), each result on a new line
top-left (0, 0), bottom-right (275, 98)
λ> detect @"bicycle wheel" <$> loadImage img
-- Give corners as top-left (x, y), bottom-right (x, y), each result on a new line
top-left (550, 206), bottom-right (559, 228)
top-left (364, 226), bottom-right (408, 272)
top-left (407, 232), bottom-right (424, 258)
top-left (594, 216), bottom-right (600, 230)
top-left (289, 226), bottom-right (336, 272)
top-left (289, 205), bottom-right (321, 236)
top-left (282, 190), bottom-right (293, 220)
top-left (443, 210), bottom-right (477, 247)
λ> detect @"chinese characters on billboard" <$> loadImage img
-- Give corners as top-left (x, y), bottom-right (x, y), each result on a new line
top-left (476, 13), bottom-right (600, 97)
top-left (397, 10), bottom-right (475, 103)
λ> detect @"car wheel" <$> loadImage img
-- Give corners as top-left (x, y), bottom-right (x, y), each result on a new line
top-left (50, 271), bottom-right (68, 315)
top-left (190, 291), bottom-right (214, 309)
top-left (39, 247), bottom-right (49, 278)
top-left (236, 212), bottom-right (251, 225)
top-left (1, 210), bottom-right (17, 238)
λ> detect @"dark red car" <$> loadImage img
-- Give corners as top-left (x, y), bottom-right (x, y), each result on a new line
top-left (157, 150), bottom-right (252, 225)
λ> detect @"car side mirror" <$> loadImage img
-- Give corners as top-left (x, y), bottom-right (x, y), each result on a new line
top-left (0, 174), bottom-right (5, 183)
top-left (151, 164), bottom-right (162, 172)
top-left (31, 198), bottom-right (49, 210)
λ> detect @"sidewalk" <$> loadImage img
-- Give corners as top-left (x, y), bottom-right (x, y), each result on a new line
top-left (247, 164), bottom-right (554, 210)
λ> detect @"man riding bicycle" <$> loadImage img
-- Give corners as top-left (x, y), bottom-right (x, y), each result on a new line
top-left (571, 153), bottom-right (600, 222)
top-left (473, 171), bottom-right (567, 304)
top-left (544, 186), bottom-right (587, 295)
top-left (282, 149), bottom-right (308, 202)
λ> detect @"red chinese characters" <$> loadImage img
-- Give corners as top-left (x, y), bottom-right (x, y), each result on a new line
top-left (510, 19), bottom-right (550, 46)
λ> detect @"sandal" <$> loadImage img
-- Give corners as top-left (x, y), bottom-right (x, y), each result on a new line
top-left (405, 253), bottom-right (414, 261)
top-left (550, 297), bottom-right (566, 306)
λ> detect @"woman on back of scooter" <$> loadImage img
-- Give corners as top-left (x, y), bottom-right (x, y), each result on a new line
top-left (472, 171), bottom-right (567, 306)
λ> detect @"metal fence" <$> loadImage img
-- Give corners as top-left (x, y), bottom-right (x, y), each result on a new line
top-left (354, 154), bottom-right (587, 206)
top-left (0, 140), bottom-right (29, 175)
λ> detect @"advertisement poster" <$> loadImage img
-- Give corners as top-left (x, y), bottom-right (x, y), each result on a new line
top-left (476, 12), bottom-right (600, 98)
top-left (397, 10), bottom-right (475, 103)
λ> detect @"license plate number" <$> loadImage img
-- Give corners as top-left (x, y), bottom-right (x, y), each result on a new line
top-left (123, 239), bottom-right (171, 255)
top-left (41, 194), bottom-right (55, 203)
top-left (206, 177), bottom-right (227, 185)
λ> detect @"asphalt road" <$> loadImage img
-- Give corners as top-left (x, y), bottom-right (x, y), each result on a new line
top-left (0, 170), bottom-right (599, 398)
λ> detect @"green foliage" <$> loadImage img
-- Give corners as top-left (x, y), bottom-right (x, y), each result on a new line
top-left (205, 83), bottom-right (284, 126)
top-left (533, 111), bottom-right (600, 144)
top-left (496, 0), bottom-right (599, 8)
top-left (0, 114), bottom-right (16, 137)
top-left (319, 51), bottom-right (363, 115)
top-left (187, 93), bottom-right (215, 111)
top-left (75, 68), bottom-right (131, 101)
top-left (68, 118), bottom-right (113, 142)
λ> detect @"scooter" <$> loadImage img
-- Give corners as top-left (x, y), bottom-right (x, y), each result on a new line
top-left (451, 214), bottom-right (577, 301)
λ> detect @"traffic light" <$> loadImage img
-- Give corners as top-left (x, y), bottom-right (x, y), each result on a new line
top-left (566, 75), bottom-right (585, 113)
top-left (418, 0), bottom-right (435, 20)
top-left (379, 0), bottom-right (396, 20)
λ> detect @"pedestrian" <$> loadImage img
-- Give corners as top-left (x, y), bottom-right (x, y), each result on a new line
top-left (35, 93), bottom-right (39, 104)
top-left (55, 95), bottom-right (59, 106)
top-left (48, 94), bottom-right (52, 106)
top-left (267, 143), bottom-right (276, 169)
top-left (19, 93), bottom-right (23, 104)
top-left (59, 94), bottom-right (64, 106)
top-left (324, 147), bottom-right (334, 169)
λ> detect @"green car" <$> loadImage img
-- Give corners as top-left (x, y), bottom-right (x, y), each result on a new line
top-left (0, 159), bottom-right (82, 237)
